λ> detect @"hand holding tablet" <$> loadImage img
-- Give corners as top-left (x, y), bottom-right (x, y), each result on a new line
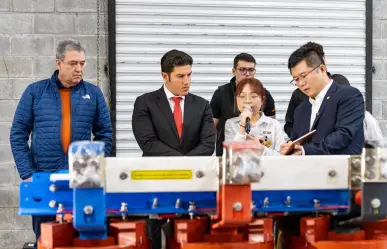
top-left (282, 130), bottom-right (316, 155)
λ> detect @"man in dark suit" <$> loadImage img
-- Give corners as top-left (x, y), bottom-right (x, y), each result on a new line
top-left (284, 41), bottom-right (349, 138)
top-left (132, 49), bottom-right (216, 156)
top-left (280, 45), bottom-right (364, 155)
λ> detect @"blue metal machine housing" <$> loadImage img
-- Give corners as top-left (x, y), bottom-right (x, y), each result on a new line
top-left (19, 171), bottom-right (350, 240)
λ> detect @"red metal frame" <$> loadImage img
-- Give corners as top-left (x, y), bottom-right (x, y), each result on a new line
top-left (37, 186), bottom-right (387, 249)
top-left (289, 216), bottom-right (387, 249)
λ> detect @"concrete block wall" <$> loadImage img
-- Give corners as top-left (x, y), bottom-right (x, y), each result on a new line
top-left (0, 0), bottom-right (108, 248)
top-left (373, 0), bottom-right (387, 132)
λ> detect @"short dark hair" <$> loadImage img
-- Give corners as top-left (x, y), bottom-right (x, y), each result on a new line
top-left (288, 46), bottom-right (325, 70)
top-left (331, 74), bottom-right (350, 86)
top-left (301, 42), bottom-right (325, 58)
top-left (233, 53), bottom-right (256, 68)
top-left (160, 49), bottom-right (193, 74)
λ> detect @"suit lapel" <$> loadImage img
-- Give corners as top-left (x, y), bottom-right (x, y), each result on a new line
top-left (311, 82), bottom-right (338, 130)
top-left (155, 87), bottom-right (179, 141)
top-left (181, 94), bottom-right (194, 145)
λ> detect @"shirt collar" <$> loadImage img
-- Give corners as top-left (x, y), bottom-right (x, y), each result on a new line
top-left (309, 79), bottom-right (333, 105)
top-left (51, 69), bottom-right (84, 90)
top-left (255, 112), bottom-right (270, 126)
top-left (163, 84), bottom-right (186, 100)
top-left (53, 70), bottom-right (67, 89)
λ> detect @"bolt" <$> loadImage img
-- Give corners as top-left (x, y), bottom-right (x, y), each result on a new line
top-left (120, 172), bottom-right (128, 180)
top-left (49, 184), bottom-right (57, 193)
top-left (175, 199), bottom-right (181, 209)
top-left (188, 202), bottom-right (196, 220)
top-left (352, 158), bottom-right (361, 169)
top-left (351, 176), bottom-right (362, 185)
top-left (233, 202), bottom-right (243, 211)
top-left (121, 202), bottom-right (128, 220)
top-left (328, 170), bottom-right (337, 178)
top-left (56, 203), bottom-right (64, 223)
top-left (314, 199), bottom-right (320, 209)
top-left (152, 198), bottom-right (158, 208)
top-left (49, 200), bottom-right (57, 208)
top-left (366, 156), bottom-right (375, 165)
top-left (263, 197), bottom-right (269, 207)
top-left (57, 203), bottom-right (64, 212)
top-left (120, 202), bottom-right (128, 212)
top-left (371, 198), bottom-right (381, 209)
top-left (57, 204), bottom-right (64, 224)
top-left (83, 205), bottom-right (94, 215)
top-left (366, 171), bottom-right (376, 180)
top-left (90, 160), bottom-right (99, 168)
top-left (285, 196), bottom-right (291, 206)
top-left (196, 170), bottom-right (204, 178)
top-left (188, 201), bottom-right (196, 211)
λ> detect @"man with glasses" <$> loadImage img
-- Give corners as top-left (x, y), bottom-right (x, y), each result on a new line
top-left (279, 45), bottom-right (364, 155)
top-left (210, 53), bottom-right (276, 156)
top-left (10, 40), bottom-right (112, 243)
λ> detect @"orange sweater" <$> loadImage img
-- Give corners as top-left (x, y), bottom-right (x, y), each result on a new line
top-left (59, 89), bottom-right (71, 154)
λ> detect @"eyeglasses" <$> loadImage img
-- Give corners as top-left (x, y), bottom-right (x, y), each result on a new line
top-left (289, 65), bottom-right (320, 86)
top-left (235, 67), bottom-right (256, 75)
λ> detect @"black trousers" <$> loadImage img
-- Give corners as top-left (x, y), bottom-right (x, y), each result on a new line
top-left (146, 219), bottom-right (168, 249)
top-left (32, 215), bottom-right (57, 242)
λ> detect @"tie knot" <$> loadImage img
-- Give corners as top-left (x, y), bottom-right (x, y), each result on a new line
top-left (171, 96), bottom-right (182, 104)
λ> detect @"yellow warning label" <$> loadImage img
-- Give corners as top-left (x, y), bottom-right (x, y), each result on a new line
top-left (131, 170), bottom-right (193, 180)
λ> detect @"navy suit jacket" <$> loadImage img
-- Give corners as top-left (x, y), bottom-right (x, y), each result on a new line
top-left (290, 82), bottom-right (364, 155)
top-left (132, 86), bottom-right (216, 156)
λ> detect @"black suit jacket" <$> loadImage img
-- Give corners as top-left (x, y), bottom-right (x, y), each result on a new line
top-left (284, 88), bottom-right (308, 137)
top-left (132, 87), bottom-right (216, 156)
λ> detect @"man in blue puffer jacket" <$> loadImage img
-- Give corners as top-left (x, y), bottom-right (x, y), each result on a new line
top-left (10, 40), bottom-right (112, 243)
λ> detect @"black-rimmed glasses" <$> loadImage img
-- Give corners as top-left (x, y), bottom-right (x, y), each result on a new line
top-left (236, 67), bottom-right (256, 75)
top-left (289, 65), bottom-right (320, 86)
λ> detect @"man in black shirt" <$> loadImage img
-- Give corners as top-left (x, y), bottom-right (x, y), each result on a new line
top-left (284, 88), bottom-right (308, 137)
top-left (210, 53), bottom-right (276, 156)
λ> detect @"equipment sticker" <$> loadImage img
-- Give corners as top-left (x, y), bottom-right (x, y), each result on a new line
top-left (131, 170), bottom-right (193, 180)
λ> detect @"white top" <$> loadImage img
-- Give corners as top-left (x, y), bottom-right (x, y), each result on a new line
top-left (309, 79), bottom-right (333, 130)
top-left (364, 111), bottom-right (384, 142)
top-left (163, 84), bottom-right (185, 122)
top-left (224, 113), bottom-right (285, 156)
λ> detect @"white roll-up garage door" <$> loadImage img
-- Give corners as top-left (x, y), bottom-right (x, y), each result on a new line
top-left (115, 0), bottom-right (366, 157)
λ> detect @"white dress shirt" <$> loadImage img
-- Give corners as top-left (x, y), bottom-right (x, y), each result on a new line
top-left (163, 84), bottom-right (185, 122)
top-left (364, 111), bottom-right (384, 142)
top-left (309, 79), bottom-right (333, 130)
top-left (300, 80), bottom-right (333, 155)
top-left (224, 112), bottom-right (285, 156)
